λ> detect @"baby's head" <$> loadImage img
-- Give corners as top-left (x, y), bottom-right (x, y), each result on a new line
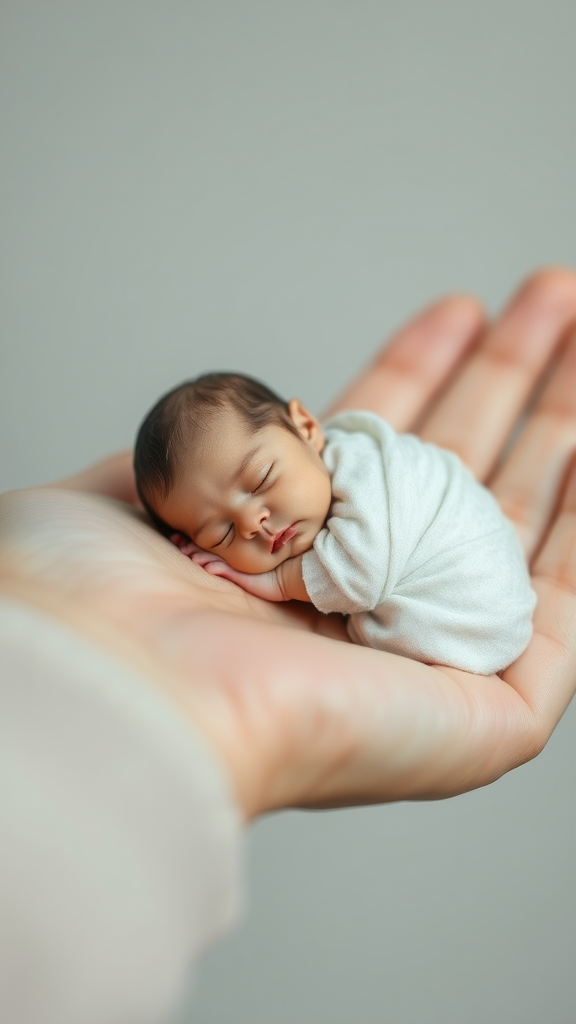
top-left (134, 373), bottom-right (332, 573)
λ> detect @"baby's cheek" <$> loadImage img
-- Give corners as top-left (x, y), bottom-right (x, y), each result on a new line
top-left (225, 548), bottom-right (269, 575)
top-left (233, 545), bottom-right (286, 575)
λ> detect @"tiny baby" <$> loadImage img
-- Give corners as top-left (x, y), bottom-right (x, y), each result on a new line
top-left (134, 373), bottom-right (536, 674)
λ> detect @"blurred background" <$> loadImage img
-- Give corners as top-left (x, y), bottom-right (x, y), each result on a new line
top-left (1, 2), bottom-right (575, 1021)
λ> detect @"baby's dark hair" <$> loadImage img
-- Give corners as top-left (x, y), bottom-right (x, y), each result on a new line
top-left (134, 372), bottom-right (298, 525)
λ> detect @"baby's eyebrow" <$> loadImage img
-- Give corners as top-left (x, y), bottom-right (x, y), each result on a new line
top-left (234, 445), bottom-right (262, 481)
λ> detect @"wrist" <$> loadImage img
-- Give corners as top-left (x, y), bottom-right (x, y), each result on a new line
top-left (277, 555), bottom-right (309, 603)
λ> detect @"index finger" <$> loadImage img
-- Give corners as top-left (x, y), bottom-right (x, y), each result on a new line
top-left (322, 296), bottom-right (485, 430)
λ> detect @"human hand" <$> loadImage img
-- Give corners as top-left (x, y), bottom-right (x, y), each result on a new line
top-left (3, 268), bottom-right (576, 819)
top-left (171, 533), bottom-right (287, 602)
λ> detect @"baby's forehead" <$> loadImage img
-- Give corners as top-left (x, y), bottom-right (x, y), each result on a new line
top-left (176, 411), bottom-right (261, 477)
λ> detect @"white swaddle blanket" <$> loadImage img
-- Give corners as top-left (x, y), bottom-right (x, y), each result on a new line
top-left (301, 411), bottom-right (535, 674)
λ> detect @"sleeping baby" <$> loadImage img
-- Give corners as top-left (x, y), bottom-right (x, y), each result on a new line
top-left (134, 372), bottom-right (536, 674)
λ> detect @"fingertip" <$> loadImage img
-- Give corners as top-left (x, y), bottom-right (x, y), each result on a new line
top-left (425, 293), bottom-right (486, 330)
top-left (383, 293), bottom-right (486, 364)
top-left (205, 561), bottom-right (226, 575)
top-left (513, 266), bottom-right (576, 315)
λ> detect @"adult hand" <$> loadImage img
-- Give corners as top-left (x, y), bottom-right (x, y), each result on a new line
top-left (1, 269), bottom-right (575, 820)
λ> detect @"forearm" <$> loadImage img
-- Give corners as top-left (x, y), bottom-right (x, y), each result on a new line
top-left (0, 596), bottom-right (242, 1019)
top-left (191, 551), bottom-right (313, 605)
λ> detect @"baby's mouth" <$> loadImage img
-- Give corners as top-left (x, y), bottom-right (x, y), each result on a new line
top-left (271, 523), bottom-right (298, 554)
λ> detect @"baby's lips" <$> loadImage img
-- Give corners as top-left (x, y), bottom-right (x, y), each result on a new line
top-left (271, 522), bottom-right (298, 553)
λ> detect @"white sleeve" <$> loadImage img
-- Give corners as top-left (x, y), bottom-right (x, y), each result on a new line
top-left (0, 598), bottom-right (243, 1024)
top-left (302, 426), bottom-right (392, 615)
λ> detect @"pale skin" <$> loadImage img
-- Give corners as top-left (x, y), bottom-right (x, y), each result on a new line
top-left (153, 399), bottom-right (332, 604)
top-left (174, 534), bottom-right (311, 604)
top-left (2, 269), bottom-right (576, 823)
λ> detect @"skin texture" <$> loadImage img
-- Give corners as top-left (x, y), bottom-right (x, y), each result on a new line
top-left (154, 400), bottom-right (331, 576)
top-left (1, 269), bottom-right (576, 822)
top-left (172, 535), bottom-right (310, 604)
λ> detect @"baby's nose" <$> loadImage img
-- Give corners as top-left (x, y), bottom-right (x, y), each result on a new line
top-left (238, 502), bottom-right (270, 539)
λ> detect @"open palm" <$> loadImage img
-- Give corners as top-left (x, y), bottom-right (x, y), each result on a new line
top-left (2, 269), bottom-right (575, 819)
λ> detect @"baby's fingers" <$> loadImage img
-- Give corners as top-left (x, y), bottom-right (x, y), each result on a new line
top-left (202, 561), bottom-right (250, 588)
top-left (204, 561), bottom-right (232, 576)
top-left (170, 534), bottom-right (208, 559)
top-left (191, 550), bottom-right (223, 569)
top-left (170, 532), bottom-right (195, 554)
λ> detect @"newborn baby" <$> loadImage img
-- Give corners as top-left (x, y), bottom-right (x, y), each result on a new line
top-left (134, 372), bottom-right (536, 674)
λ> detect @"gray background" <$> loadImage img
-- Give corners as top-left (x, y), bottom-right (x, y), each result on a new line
top-left (1, 2), bottom-right (575, 1022)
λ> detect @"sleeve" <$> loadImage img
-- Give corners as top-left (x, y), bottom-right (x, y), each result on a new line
top-left (0, 598), bottom-right (243, 1024)
top-left (301, 426), bottom-right (392, 615)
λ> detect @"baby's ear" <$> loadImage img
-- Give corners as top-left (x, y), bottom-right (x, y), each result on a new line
top-left (287, 399), bottom-right (325, 452)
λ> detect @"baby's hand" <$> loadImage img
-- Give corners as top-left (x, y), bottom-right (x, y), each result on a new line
top-left (170, 534), bottom-right (286, 602)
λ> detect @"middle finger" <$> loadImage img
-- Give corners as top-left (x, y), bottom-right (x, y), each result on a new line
top-left (418, 268), bottom-right (576, 480)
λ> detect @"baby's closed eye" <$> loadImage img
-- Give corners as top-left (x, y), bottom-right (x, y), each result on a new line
top-left (211, 524), bottom-right (234, 549)
top-left (251, 464), bottom-right (273, 493)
